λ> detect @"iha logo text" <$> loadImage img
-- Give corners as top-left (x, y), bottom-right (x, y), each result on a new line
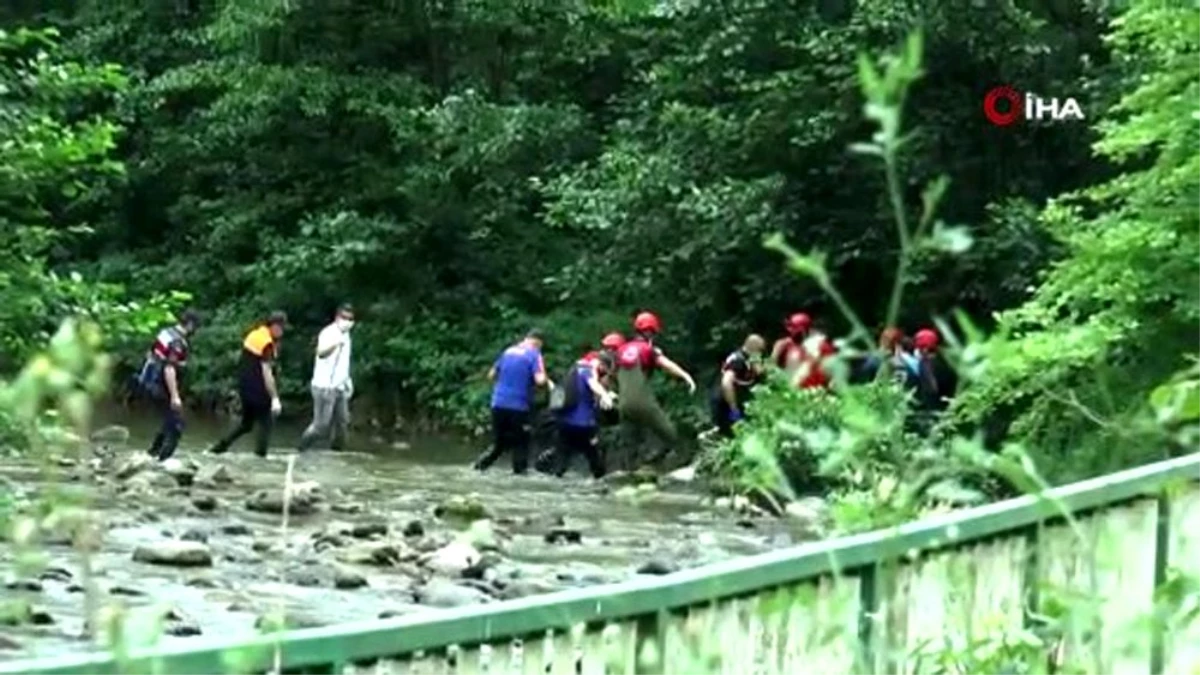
top-left (983, 86), bottom-right (1085, 126)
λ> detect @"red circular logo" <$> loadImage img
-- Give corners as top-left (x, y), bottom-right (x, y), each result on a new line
top-left (983, 86), bottom-right (1023, 126)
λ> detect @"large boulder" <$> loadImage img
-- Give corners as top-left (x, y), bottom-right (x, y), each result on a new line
top-left (159, 458), bottom-right (199, 487)
top-left (433, 494), bottom-right (491, 522)
top-left (421, 541), bottom-right (481, 578)
top-left (132, 540), bottom-right (213, 567)
top-left (195, 464), bottom-right (233, 488)
top-left (246, 481), bottom-right (322, 515)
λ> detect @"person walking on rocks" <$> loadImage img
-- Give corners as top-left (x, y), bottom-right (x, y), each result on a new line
top-left (297, 303), bottom-right (356, 452)
top-left (474, 329), bottom-right (554, 475)
top-left (209, 311), bottom-right (288, 458)
top-left (138, 308), bottom-right (201, 461)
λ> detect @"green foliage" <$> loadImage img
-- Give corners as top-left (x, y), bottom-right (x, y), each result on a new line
top-left (0, 0), bottom-right (1107, 437)
top-left (0, 27), bottom-right (178, 383)
top-left (950, 2), bottom-right (1200, 482)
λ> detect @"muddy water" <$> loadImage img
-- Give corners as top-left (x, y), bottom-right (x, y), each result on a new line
top-left (0, 410), bottom-right (804, 661)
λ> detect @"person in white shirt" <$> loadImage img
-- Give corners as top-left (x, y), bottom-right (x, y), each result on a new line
top-left (297, 304), bottom-right (355, 452)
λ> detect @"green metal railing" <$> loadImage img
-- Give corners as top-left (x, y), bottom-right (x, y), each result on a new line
top-left (3, 453), bottom-right (1198, 675)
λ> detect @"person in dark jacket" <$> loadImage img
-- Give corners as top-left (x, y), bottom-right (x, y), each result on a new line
top-left (139, 309), bottom-right (201, 461)
top-left (552, 348), bottom-right (619, 478)
top-left (209, 311), bottom-right (288, 458)
top-left (710, 334), bottom-right (766, 438)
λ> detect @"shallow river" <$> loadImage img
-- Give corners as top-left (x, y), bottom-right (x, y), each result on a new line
top-left (0, 410), bottom-right (809, 661)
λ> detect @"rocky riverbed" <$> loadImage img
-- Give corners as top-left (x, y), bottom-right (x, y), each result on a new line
top-left (0, 426), bottom-right (828, 660)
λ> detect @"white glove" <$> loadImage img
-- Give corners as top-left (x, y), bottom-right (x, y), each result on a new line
top-left (599, 391), bottom-right (616, 410)
top-left (343, 380), bottom-right (354, 398)
top-left (270, 397), bottom-right (282, 416)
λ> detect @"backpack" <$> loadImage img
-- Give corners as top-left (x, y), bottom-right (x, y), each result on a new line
top-left (134, 326), bottom-right (182, 399)
top-left (553, 364), bottom-right (586, 412)
top-left (134, 353), bottom-right (166, 399)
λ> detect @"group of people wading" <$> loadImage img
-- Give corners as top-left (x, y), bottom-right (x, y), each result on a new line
top-left (476, 310), bottom-right (956, 480)
top-left (135, 305), bottom-right (357, 461)
top-left (133, 304), bottom-right (953, 477)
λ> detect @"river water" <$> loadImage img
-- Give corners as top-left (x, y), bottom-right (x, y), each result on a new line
top-left (0, 409), bottom-right (811, 661)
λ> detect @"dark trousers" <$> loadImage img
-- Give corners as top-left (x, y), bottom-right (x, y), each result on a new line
top-left (210, 396), bottom-right (274, 458)
top-left (555, 424), bottom-right (605, 478)
top-left (147, 397), bottom-right (185, 461)
top-left (711, 398), bottom-right (735, 439)
top-left (475, 407), bottom-right (531, 474)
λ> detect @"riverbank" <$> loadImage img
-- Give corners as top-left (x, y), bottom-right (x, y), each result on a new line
top-left (0, 425), bottom-right (828, 659)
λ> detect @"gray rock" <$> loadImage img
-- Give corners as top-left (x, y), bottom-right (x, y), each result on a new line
top-left (159, 458), bottom-right (198, 487)
top-left (784, 497), bottom-right (830, 534)
top-left (132, 540), bottom-right (213, 567)
top-left (195, 464), bottom-right (233, 487)
top-left (498, 578), bottom-right (561, 600)
top-left (114, 454), bottom-right (155, 480)
top-left (255, 611), bottom-right (329, 632)
top-left (421, 541), bottom-right (481, 577)
top-left (351, 522), bottom-right (387, 539)
top-left (544, 528), bottom-right (582, 545)
top-left (5, 579), bottom-right (43, 592)
top-left (246, 481), bottom-right (322, 515)
top-left (39, 567), bottom-right (72, 583)
top-left (181, 529), bottom-right (208, 544)
top-left (219, 523), bottom-right (252, 536)
top-left (191, 494), bottom-right (218, 512)
top-left (401, 520), bottom-right (425, 537)
top-left (333, 567), bottom-right (368, 590)
top-left (415, 579), bottom-right (492, 608)
top-left (164, 622), bottom-right (202, 637)
top-left (122, 471), bottom-right (176, 493)
top-left (636, 559), bottom-right (678, 576)
top-left (90, 425), bottom-right (131, 445)
top-left (334, 542), bottom-right (406, 566)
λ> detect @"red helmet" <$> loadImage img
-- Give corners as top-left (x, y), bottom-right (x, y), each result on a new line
top-left (914, 328), bottom-right (940, 351)
top-left (601, 332), bottom-right (626, 349)
top-left (785, 313), bottom-right (812, 336)
top-left (633, 312), bottom-right (661, 334)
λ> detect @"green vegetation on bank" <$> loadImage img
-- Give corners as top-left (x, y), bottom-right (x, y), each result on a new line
top-left (3, 0), bottom-right (1101, 421)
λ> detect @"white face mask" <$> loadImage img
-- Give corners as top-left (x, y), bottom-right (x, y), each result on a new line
top-left (336, 318), bottom-right (355, 332)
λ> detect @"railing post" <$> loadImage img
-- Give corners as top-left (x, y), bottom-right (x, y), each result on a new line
top-left (1149, 493), bottom-right (1171, 675)
top-left (856, 563), bottom-right (879, 675)
top-left (633, 610), bottom-right (665, 675)
top-left (1021, 522), bottom-right (1041, 633)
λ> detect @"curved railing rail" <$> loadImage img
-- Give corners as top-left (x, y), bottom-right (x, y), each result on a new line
top-left (2, 453), bottom-right (1198, 675)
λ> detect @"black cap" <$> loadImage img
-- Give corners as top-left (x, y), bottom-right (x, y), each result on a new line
top-left (526, 328), bottom-right (545, 342)
top-left (267, 310), bottom-right (289, 326)
top-left (178, 308), bottom-right (202, 328)
top-left (337, 302), bottom-right (354, 315)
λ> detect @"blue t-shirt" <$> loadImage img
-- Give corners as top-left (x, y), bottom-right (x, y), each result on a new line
top-left (558, 362), bottom-right (599, 428)
top-left (490, 343), bottom-right (543, 412)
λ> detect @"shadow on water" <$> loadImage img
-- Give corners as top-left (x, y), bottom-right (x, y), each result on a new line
top-left (0, 402), bottom-right (802, 659)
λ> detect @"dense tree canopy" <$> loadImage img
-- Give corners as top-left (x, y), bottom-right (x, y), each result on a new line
top-left (0, 0), bottom-right (1195, 486)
